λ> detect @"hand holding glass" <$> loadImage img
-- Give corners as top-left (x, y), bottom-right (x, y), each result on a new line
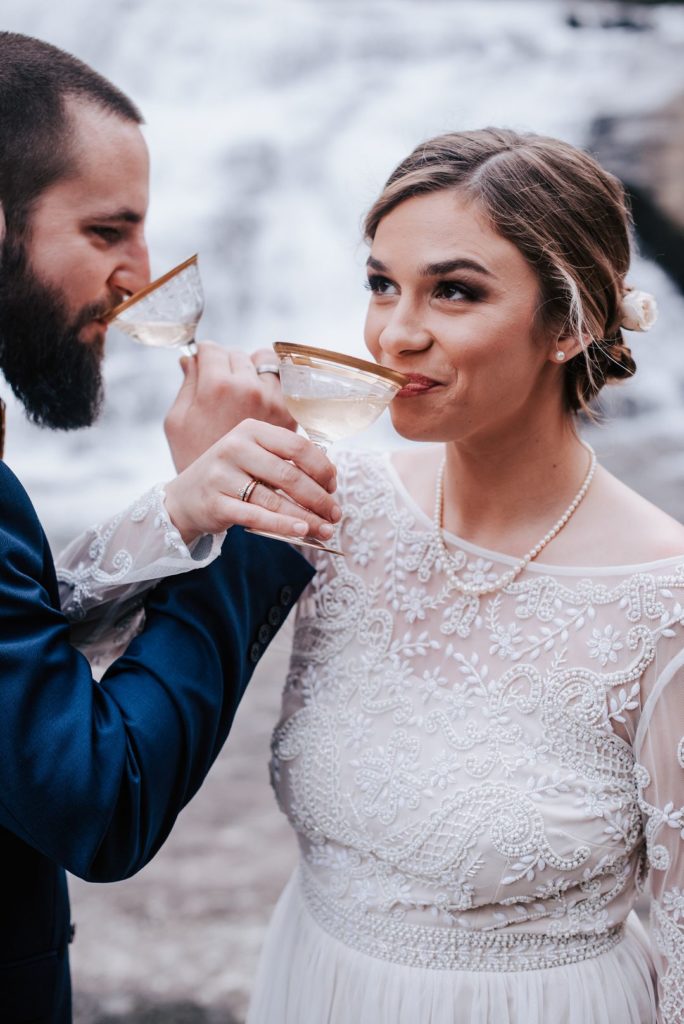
top-left (245, 342), bottom-right (408, 553)
top-left (106, 260), bottom-right (407, 552)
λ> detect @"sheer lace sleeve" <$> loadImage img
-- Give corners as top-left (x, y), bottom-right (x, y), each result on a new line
top-left (634, 648), bottom-right (684, 1023)
top-left (55, 484), bottom-right (225, 669)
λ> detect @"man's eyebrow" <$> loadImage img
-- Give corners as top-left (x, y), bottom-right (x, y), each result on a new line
top-left (87, 209), bottom-right (144, 224)
top-left (366, 255), bottom-right (494, 278)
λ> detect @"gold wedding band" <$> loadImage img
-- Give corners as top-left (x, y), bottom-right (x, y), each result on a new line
top-left (238, 477), bottom-right (260, 503)
top-left (256, 364), bottom-right (280, 377)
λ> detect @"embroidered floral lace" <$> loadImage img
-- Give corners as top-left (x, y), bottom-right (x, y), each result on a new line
top-left (55, 484), bottom-right (224, 668)
top-left (269, 451), bottom-right (684, 1019)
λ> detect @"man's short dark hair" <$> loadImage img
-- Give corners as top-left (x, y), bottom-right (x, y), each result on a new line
top-left (0, 32), bottom-right (143, 234)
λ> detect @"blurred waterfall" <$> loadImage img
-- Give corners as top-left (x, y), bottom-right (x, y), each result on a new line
top-left (2, 0), bottom-right (684, 545)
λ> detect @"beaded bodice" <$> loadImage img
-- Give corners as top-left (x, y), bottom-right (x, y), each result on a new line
top-left (271, 451), bottom-right (684, 1007)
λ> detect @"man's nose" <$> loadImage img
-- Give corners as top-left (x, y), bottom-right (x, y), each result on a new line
top-left (110, 240), bottom-right (151, 299)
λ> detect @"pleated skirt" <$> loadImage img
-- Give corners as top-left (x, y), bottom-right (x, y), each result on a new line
top-left (246, 870), bottom-right (658, 1024)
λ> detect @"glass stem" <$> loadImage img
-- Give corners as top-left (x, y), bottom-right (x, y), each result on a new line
top-left (304, 434), bottom-right (330, 454)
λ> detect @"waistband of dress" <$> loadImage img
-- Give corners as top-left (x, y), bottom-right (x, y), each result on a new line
top-left (298, 866), bottom-right (625, 972)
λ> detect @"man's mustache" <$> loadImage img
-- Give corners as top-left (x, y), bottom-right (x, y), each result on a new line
top-left (75, 299), bottom-right (115, 331)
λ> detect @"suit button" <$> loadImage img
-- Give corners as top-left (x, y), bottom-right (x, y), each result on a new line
top-left (249, 642), bottom-right (261, 663)
top-left (258, 624), bottom-right (271, 645)
top-left (268, 605), bottom-right (282, 627)
top-left (280, 585), bottom-right (293, 606)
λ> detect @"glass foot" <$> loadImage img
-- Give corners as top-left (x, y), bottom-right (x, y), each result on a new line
top-left (245, 528), bottom-right (344, 556)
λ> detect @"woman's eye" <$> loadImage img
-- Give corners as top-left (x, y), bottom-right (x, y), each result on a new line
top-left (365, 274), bottom-right (396, 296)
top-left (435, 281), bottom-right (474, 301)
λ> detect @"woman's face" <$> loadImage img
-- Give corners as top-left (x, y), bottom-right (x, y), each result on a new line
top-left (364, 190), bottom-right (561, 445)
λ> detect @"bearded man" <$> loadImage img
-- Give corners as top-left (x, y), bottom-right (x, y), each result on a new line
top-left (0, 32), bottom-right (338, 1023)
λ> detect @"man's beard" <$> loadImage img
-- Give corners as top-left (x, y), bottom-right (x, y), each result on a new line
top-left (0, 239), bottom-right (107, 430)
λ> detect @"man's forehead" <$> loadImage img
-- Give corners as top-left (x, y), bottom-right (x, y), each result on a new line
top-left (41, 98), bottom-right (149, 216)
top-left (65, 94), bottom-right (134, 138)
top-left (66, 97), bottom-right (147, 164)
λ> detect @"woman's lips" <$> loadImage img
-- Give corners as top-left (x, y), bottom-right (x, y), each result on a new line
top-left (396, 373), bottom-right (441, 397)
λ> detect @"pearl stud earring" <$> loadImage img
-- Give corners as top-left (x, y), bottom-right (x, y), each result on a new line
top-left (555, 350), bottom-right (566, 362)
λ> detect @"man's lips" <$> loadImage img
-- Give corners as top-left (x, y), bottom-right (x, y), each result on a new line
top-left (396, 373), bottom-right (442, 397)
top-left (78, 317), bottom-right (108, 342)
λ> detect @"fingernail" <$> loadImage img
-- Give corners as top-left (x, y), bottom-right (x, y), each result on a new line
top-left (319, 523), bottom-right (334, 539)
top-left (293, 521), bottom-right (309, 535)
top-left (327, 477), bottom-right (338, 493)
top-left (330, 504), bottom-right (342, 522)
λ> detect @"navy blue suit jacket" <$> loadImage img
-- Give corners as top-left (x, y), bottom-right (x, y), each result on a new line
top-left (0, 459), bottom-right (314, 1022)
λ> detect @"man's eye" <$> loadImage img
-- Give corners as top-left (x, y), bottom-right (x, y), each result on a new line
top-left (91, 226), bottom-right (121, 243)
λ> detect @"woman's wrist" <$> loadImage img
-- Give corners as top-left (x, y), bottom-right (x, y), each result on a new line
top-left (162, 477), bottom-right (202, 546)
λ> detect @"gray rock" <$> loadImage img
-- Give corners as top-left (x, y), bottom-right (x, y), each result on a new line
top-left (590, 93), bottom-right (684, 290)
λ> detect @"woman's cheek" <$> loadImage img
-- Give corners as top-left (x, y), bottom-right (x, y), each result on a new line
top-left (362, 314), bottom-right (379, 358)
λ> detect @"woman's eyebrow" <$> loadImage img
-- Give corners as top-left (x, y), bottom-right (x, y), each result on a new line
top-left (366, 256), bottom-right (389, 273)
top-left (421, 257), bottom-right (494, 278)
top-left (366, 255), bottom-right (495, 278)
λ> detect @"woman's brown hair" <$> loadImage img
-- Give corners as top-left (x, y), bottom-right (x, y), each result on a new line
top-left (364, 128), bottom-right (636, 414)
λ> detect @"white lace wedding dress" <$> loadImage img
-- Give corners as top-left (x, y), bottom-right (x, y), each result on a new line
top-left (56, 483), bottom-right (223, 668)
top-left (246, 450), bottom-right (684, 1024)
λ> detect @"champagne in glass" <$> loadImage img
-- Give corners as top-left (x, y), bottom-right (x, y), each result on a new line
top-left (274, 343), bottom-right (407, 452)
top-left (245, 342), bottom-right (408, 553)
top-left (105, 254), bottom-right (204, 355)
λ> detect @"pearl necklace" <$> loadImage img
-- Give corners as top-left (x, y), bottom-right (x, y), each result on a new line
top-left (434, 443), bottom-right (597, 597)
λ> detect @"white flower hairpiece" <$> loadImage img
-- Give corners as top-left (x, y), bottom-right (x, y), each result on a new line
top-left (620, 289), bottom-right (658, 332)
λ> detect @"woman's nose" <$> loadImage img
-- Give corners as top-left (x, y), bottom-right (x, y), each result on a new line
top-left (377, 303), bottom-right (433, 356)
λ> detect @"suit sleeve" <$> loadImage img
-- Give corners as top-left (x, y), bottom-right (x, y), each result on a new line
top-left (0, 462), bottom-right (314, 881)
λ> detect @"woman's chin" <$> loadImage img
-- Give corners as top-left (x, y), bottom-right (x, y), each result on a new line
top-left (391, 420), bottom-right (451, 444)
top-left (389, 408), bottom-right (449, 443)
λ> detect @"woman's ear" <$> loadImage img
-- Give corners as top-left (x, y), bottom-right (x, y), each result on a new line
top-left (547, 332), bottom-right (588, 365)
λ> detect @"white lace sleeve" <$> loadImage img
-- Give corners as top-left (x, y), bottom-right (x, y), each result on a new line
top-left (55, 484), bottom-right (225, 669)
top-left (634, 648), bottom-right (684, 1023)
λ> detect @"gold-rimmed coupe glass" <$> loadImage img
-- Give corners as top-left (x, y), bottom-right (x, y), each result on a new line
top-left (105, 254), bottom-right (203, 355)
top-left (246, 342), bottom-right (408, 554)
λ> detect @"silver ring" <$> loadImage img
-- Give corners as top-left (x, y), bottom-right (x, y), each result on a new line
top-left (256, 364), bottom-right (280, 377)
top-left (237, 477), bottom-right (260, 503)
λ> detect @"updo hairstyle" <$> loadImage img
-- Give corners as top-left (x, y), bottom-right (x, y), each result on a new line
top-left (364, 128), bottom-right (636, 414)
